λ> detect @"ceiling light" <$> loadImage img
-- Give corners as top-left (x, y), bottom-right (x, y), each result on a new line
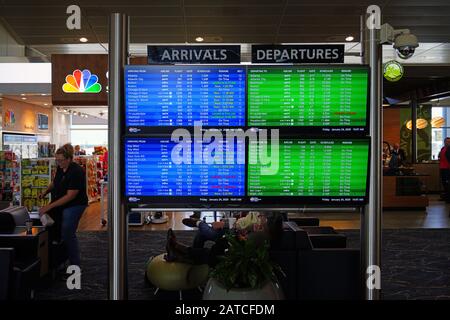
top-left (345, 35), bottom-right (354, 42)
top-left (406, 119), bottom-right (428, 130)
top-left (195, 36), bottom-right (204, 42)
top-left (44, 103), bottom-right (48, 106)
top-left (79, 37), bottom-right (88, 43)
top-left (20, 93), bottom-right (26, 96)
top-left (431, 116), bottom-right (445, 128)
top-left (21, 97), bottom-right (27, 100)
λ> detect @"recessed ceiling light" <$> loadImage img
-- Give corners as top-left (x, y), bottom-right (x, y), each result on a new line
top-left (195, 36), bottom-right (204, 42)
top-left (41, 93), bottom-right (48, 96)
top-left (345, 35), bottom-right (354, 42)
top-left (20, 93), bottom-right (26, 96)
top-left (44, 103), bottom-right (49, 106)
top-left (79, 37), bottom-right (88, 43)
top-left (21, 97), bottom-right (27, 100)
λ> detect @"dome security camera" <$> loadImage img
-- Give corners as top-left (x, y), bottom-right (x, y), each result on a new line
top-left (381, 24), bottom-right (419, 60)
top-left (393, 33), bottom-right (419, 60)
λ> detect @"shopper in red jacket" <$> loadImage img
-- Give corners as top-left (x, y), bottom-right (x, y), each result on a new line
top-left (438, 137), bottom-right (450, 201)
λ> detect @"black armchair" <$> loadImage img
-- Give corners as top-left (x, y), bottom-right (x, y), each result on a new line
top-left (300, 226), bottom-right (348, 249)
top-left (270, 222), bottom-right (362, 300)
top-left (298, 248), bottom-right (361, 300)
top-left (0, 247), bottom-right (41, 300)
top-left (0, 248), bottom-right (14, 300)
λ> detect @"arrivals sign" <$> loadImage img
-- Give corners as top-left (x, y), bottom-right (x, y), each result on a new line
top-left (147, 45), bottom-right (241, 64)
top-left (252, 44), bottom-right (345, 64)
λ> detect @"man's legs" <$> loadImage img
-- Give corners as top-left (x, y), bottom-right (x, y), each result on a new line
top-left (193, 221), bottom-right (224, 248)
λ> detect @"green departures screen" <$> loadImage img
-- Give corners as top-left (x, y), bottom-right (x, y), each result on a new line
top-left (248, 139), bottom-right (369, 197)
top-left (247, 66), bottom-right (368, 127)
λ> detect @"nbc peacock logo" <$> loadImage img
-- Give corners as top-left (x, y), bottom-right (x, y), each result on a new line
top-left (62, 69), bottom-right (102, 93)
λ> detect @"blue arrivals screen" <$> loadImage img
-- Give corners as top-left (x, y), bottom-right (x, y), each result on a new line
top-left (125, 137), bottom-right (245, 203)
top-left (124, 65), bottom-right (246, 130)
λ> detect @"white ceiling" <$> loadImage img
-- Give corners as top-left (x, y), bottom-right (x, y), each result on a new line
top-left (0, 94), bottom-right (108, 119)
top-left (2, 94), bottom-right (52, 108)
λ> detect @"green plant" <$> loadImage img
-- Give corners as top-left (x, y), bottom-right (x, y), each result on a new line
top-left (210, 233), bottom-right (283, 291)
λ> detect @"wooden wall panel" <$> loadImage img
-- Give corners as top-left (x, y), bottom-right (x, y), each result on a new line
top-left (383, 108), bottom-right (401, 145)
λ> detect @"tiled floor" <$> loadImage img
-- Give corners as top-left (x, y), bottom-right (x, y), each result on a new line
top-left (78, 194), bottom-right (450, 231)
top-left (312, 194), bottom-right (450, 229)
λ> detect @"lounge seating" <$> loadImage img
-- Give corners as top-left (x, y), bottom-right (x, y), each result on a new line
top-left (270, 222), bottom-right (361, 300)
top-left (0, 247), bottom-right (40, 300)
top-left (145, 253), bottom-right (209, 300)
top-left (0, 248), bottom-right (14, 300)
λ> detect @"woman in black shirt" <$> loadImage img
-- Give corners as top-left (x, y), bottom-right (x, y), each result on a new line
top-left (39, 143), bottom-right (88, 267)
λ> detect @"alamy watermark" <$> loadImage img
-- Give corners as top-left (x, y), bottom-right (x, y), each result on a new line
top-left (66, 265), bottom-right (81, 290)
top-left (366, 5), bottom-right (381, 30)
top-left (170, 121), bottom-right (280, 175)
top-left (366, 265), bottom-right (381, 290)
top-left (66, 5), bottom-right (81, 30)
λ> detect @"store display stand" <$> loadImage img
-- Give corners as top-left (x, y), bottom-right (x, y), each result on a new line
top-left (20, 158), bottom-right (54, 213)
top-left (100, 180), bottom-right (108, 226)
top-left (74, 156), bottom-right (101, 204)
top-left (0, 151), bottom-right (20, 206)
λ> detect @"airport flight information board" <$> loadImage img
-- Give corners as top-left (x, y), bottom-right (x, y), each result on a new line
top-left (125, 65), bottom-right (246, 131)
top-left (125, 137), bottom-right (245, 200)
top-left (248, 139), bottom-right (369, 203)
top-left (247, 66), bottom-right (368, 133)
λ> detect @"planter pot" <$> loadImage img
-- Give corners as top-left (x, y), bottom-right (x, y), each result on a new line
top-left (202, 278), bottom-right (284, 300)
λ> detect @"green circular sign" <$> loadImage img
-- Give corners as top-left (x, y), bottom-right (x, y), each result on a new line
top-left (384, 60), bottom-right (404, 82)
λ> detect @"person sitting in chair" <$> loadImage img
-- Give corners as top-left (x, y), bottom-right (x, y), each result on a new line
top-left (388, 143), bottom-right (407, 174)
top-left (182, 211), bottom-right (262, 248)
top-left (165, 212), bottom-right (284, 267)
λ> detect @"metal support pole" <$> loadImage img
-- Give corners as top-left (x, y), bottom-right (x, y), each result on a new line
top-left (362, 14), bottom-right (383, 300)
top-left (108, 13), bottom-right (128, 300)
top-left (411, 97), bottom-right (418, 163)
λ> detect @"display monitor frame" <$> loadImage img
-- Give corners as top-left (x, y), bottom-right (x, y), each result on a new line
top-left (124, 64), bottom-right (370, 136)
top-left (123, 133), bottom-right (247, 208)
top-left (124, 134), bottom-right (370, 209)
top-left (245, 136), bottom-right (371, 207)
top-left (37, 113), bottom-right (49, 131)
top-left (246, 64), bottom-right (370, 135)
top-left (124, 64), bottom-right (247, 134)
